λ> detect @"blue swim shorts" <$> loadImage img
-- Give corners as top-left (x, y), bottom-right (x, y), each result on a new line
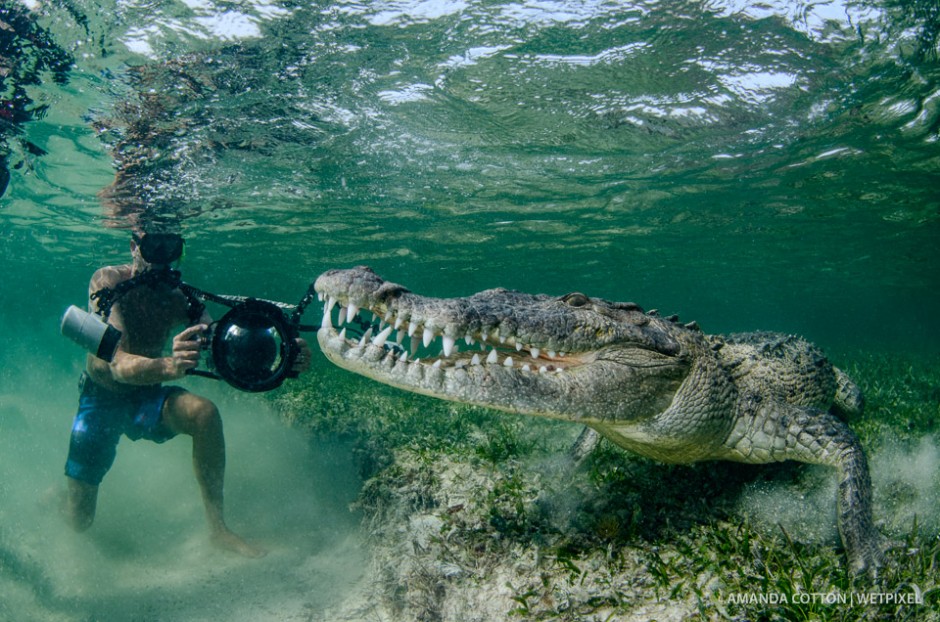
top-left (64, 374), bottom-right (184, 486)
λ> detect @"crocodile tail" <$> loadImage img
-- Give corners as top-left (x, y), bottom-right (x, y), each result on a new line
top-left (833, 367), bottom-right (864, 418)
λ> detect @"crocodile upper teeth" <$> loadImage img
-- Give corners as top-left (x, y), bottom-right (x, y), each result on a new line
top-left (442, 335), bottom-right (455, 357)
top-left (320, 295), bottom-right (571, 374)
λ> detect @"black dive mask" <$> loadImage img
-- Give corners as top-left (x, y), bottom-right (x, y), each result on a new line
top-left (133, 232), bottom-right (184, 265)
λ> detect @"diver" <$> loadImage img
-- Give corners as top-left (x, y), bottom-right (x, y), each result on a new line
top-left (62, 229), bottom-right (312, 557)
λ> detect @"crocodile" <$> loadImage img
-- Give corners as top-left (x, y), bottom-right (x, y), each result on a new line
top-left (313, 266), bottom-right (883, 576)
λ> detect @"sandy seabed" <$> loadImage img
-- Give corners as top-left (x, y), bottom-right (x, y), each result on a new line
top-left (0, 370), bottom-right (367, 622)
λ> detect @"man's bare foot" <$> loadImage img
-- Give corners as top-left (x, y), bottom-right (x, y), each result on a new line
top-left (211, 527), bottom-right (267, 558)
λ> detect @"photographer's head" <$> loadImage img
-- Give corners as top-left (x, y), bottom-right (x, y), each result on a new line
top-left (131, 230), bottom-right (185, 271)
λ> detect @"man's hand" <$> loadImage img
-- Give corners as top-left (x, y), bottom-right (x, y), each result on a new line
top-left (168, 324), bottom-right (207, 378)
top-left (292, 337), bottom-right (312, 374)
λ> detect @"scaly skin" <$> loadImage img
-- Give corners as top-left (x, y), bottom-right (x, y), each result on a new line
top-left (314, 266), bottom-right (882, 576)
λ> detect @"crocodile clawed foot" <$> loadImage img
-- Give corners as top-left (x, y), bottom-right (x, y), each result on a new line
top-left (569, 427), bottom-right (600, 464)
top-left (844, 537), bottom-right (886, 585)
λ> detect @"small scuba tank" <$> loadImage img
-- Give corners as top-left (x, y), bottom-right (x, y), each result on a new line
top-left (60, 305), bottom-right (122, 362)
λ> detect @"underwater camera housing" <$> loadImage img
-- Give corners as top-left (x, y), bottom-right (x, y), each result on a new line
top-left (195, 298), bottom-right (300, 392)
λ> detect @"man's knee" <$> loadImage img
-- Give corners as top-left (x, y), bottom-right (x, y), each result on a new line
top-left (165, 392), bottom-right (221, 436)
top-left (188, 395), bottom-right (221, 429)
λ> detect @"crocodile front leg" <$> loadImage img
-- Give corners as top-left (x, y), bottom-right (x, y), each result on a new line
top-left (569, 426), bottom-right (601, 463)
top-left (724, 398), bottom-right (883, 577)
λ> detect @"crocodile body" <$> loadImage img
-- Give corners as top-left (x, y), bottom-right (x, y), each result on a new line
top-left (314, 266), bottom-right (882, 575)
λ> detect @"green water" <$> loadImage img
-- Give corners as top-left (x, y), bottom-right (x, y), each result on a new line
top-left (1, 0), bottom-right (938, 619)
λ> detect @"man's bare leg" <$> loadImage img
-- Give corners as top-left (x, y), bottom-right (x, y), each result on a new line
top-left (163, 391), bottom-right (266, 558)
top-left (65, 477), bottom-right (99, 532)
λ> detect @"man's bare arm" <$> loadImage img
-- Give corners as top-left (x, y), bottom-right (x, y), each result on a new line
top-left (106, 325), bottom-right (205, 384)
top-left (88, 266), bottom-right (125, 314)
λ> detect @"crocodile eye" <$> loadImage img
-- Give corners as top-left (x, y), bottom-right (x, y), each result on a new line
top-left (562, 292), bottom-right (590, 307)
